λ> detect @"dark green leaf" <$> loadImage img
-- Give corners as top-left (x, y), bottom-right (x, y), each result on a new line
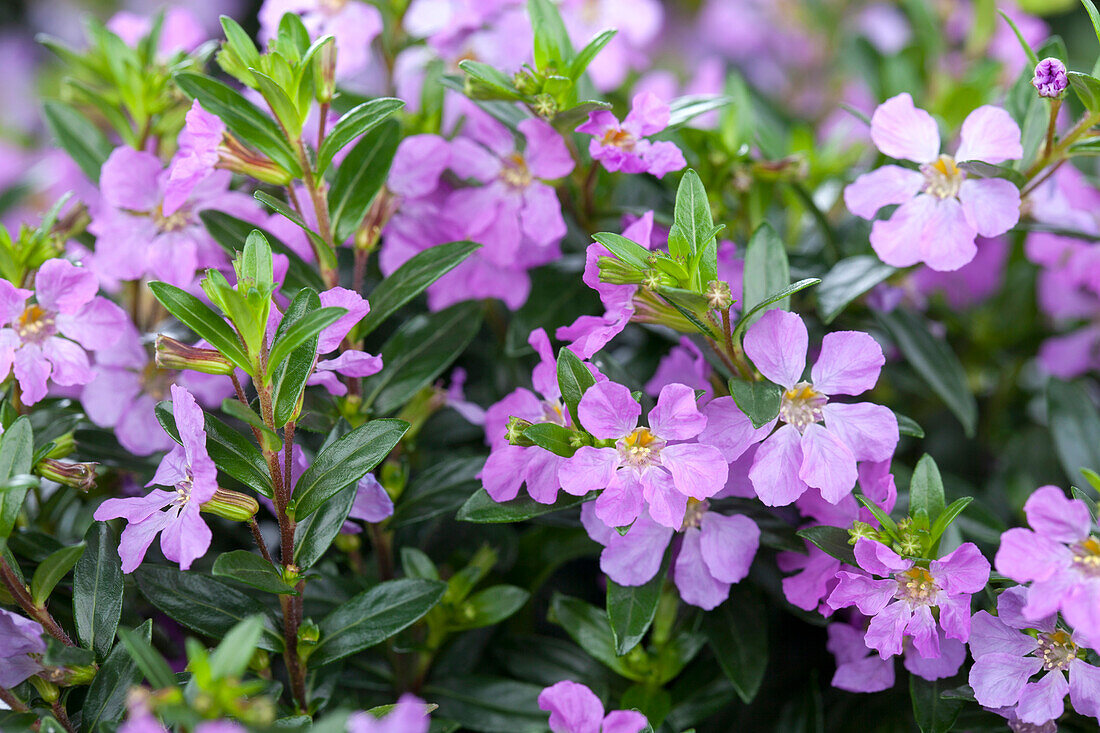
top-left (253, 191), bottom-right (331, 264)
top-left (290, 419), bottom-right (409, 518)
top-left (607, 552), bottom-right (668, 655)
top-left (727, 379), bottom-right (782, 429)
top-left (390, 456), bottom-right (484, 528)
top-left (528, 0), bottom-right (573, 71)
top-left (522, 423), bottom-right (579, 457)
top-left (459, 59), bottom-right (524, 99)
top-left (1068, 72), bottom-right (1100, 113)
top-left (212, 550), bottom-right (297, 594)
top-left (1048, 379), bottom-right (1100, 483)
top-left (311, 578), bottom-right (446, 667)
top-left (592, 231), bottom-right (650, 269)
top-left (549, 594), bottom-right (644, 681)
top-left (361, 301), bottom-right (482, 415)
top-left (876, 309), bottom-right (978, 438)
top-left (267, 306), bottom-right (345, 376)
top-left (401, 547), bottom-right (440, 580)
top-left (116, 626), bottom-right (176, 689)
top-left (0, 417), bottom-right (34, 546)
top-left (317, 98), bottom-right (404, 175)
top-left (44, 639), bottom-right (95, 668)
top-left (567, 29), bottom-right (617, 81)
top-left (457, 487), bottom-right (596, 523)
top-left (74, 523), bottom-right (123, 660)
top-left (816, 255), bottom-right (896, 324)
top-left (147, 282), bottom-right (252, 373)
top-left (929, 497), bottom-right (974, 546)
top-left (271, 288), bottom-right (321, 428)
top-left (209, 615), bottom-right (265, 679)
top-left (329, 120), bottom-right (401, 243)
top-left (895, 412), bottom-right (925, 438)
top-left (42, 101), bottom-right (113, 183)
top-left (668, 169), bottom-right (712, 262)
top-left (557, 346), bottom-right (596, 430)
top-left (909, 454), bottom-right (946, 522)
top-left (293, 481), bottom-right (356, 570)
top-left (134, 566), bottom-right (282, 651)
top-left (354, 240), bottom-right (480, 339)
top-left (81, 620), bottom-right (152, 732)
top-left (733, 279), bottom-right (820, 340)
top-left (30, 542), bottom-right (84, 606)
top-left (427, 676), bottom-right (545, 733)
top-left (741, 223), bottom-right (790, 329)
top-left (703, 588), bottom-right (768, 704)
top-left (996, 10), bottom-right (1039, 69)
top-left (910, 676), bottom-right (963, 733)
top-left (220, 398), bottom-right (281, 450)
top-left (199, 210), bottom-right (325, 292)
top-left (448, 585), bottom-right (530, 631)
top-left (855, 494), bottom-right (899, 540)
top-left (795, 526), bottom-right (856, 566)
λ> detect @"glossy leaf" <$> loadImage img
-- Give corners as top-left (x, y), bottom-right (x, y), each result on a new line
top-left (293, 481), bottom-right (356, 570)
top-left (147, 282), bottom-right (252, 373)
top-left (271, 288), bottom-right (321, 428)
top-left (910, 676), bottom-right (963, 733)
top-left (116, 626), bottom-right (176, 689)
top-left (0, 417), bottom-right (34, 546)
top-left (607, 552), bottom-right (668, 655)
top-left (457, 488), bottom-right (597, 524)
top-left (212, 550), bottom-right (297, 594)
top-left (1048, 379), bottom-right (1100, 483)
top-left (317, 98), bottom-right (404, 175)
top-left (557, 346), bottom-right (596, 430)
top-left (448, 585), bottom-right (530, 631)
top-left (74, 523), bottom-right (124, 660)
top-left (30, 542), bottom-right (85, 606)
top-left (522, 423), bottom-right (579, 457)
top-left (42, 101), bottom-right (113, 183)
top-left (81, 619), bottom-right (152, 732)
top-left (329, 120), bottom-right (400, 243)
top-left (727, 378), bottom-right (782, 429)
top-left (199, 210), bottom-right (325, 292)
top-left (816, 255), bottom-right (896, 324)
top-left (549, 594), bottom-right (644, 681)
top-left (741, 223), bottom-right (790, 329)
top-left (704, 587), bottom-right (768, 704)
top-left (795, 525), bottom-right (856, 566)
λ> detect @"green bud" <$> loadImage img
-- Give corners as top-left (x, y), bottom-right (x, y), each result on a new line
top-left (334, 533), bottom-right (361, 553)
top-left (706, 280), bottom-right (733, 310)
top-left (848, 521), bottom-right (879, 545)
top-left (44, 432), bottom-right (75, 459)
top-left (281, 563), bottom-right (301, 586)
top-left (249, 649), bottom-right (270, 673)
top-left (598, 255), bottom-right (643, 286)
top-left (533, 93), bottom-right (558, 119)
top-left (156, 336), bottom-right (235, 375)
top-left (29, 675), bottom-right (59, 702)
top-left (65, 664), bottom-right (98, 686)
top-left (506, 416), bottom-right (535, 446)
top-left (512, 69), bottom-right (541, 96)
top-left (200, 488), bottom-right (259, 522)
top-left (36, 459), bottom-right (97, 492)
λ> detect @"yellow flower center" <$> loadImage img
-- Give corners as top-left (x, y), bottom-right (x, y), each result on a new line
top-left (16, 304), bottom-right (56, 343)
top-left (617, 427), bottom-right (665, 468)
top-left (500, 153), bottom-right (533, 190)
top-left (680, 498), bottom-right (709, 531)
top-left (895, 566), bottom-right (940, 605)
top-left (779, 381), bottom-right (827, 432)
top-left (153, 204), bottom-right (192, 233)
top-left (601, 128), bottom-right (637, 151)
top-left (1037, 630), bottom-right (1078, 671)
top-left (1072, 536), bottom-right (1100, 577)
top-left (920, 154), bottom-right (964, 199)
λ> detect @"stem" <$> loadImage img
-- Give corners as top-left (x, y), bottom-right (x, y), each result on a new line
top-left (51, 700), bottom-right (75, 733)
top-left (0, 688), bottom-right (28, 712)
top-left (249, 519), bottom-right (273, 565)
top-left (0, 557), bottom-right (74, 646)
top-left (1043, 98), bottom-right (1062, 161)
top-left (284, 421), bottom-right (296, 501)
top-left (294, 141), bottom-right (339, 289)
top-left (317, 102), bottom-right (329, 154)
top-left (1025, 110), bottom-right (1100, 180)
top-left (368, 523), bottom-right (394, 581)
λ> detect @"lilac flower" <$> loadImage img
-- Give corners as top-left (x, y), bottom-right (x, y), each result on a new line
top-left (844, 93), bottom-right (1022, 271)
top-left (827, 615), bottom-right (966, 692)
top-left (164, 101), bottom-right (225, 216)
top-left (0, 258), bottom-right (127, 405)
top-left (305, 287), bottom-right (382, 396)
top-left (89, 147), bottom-right (257, 288)
top-left (828, 538), bottom-right (990, 660)
top-left (558, 0), bottom-right (663, 91)
top-left (559, 381), bottom-right (727, 529)
top-left (1032, 57), bottom-right (1068, 98)
top-left (0, 608), bottom-right (45, 687)
top-left (347, 473), bottom-right (394, 525)
top-left (969, 586), bottom-right (1100, 725)
top-left (94, 385), bottom-right (217, 572)
top-left (910, 235), bottom-right (1010, 310)
top-left (537, 680), bottom-right (648, 733)
top-left (581, 501), bottom-right (758, 610)
top-left (994, 485), bottom-right (1100, 645)
top-left (346, 694), bottom-right (430, 733)
top-left (479, 329), bottom-right (576, 504)
top-left (107, 8), bottom-right (206, 55)
top-left (645, 337), bottom-right (711, 400)
top-left (710, 309), bottom-right (897, 506)
top-left (259, 0), bottom-right (383, 79)
top-left (576, 93), bottom-right (685, 178)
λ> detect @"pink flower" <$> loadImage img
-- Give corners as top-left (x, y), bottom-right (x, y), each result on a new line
top-left (844, 93), bottom-right (1022, 271)
top-left (0, 259), bottom-right (127, 405)
top-left (576, 92), bottom-right (685, 178)
top-left (828, 538), bottom-right (990, 660)
top-left (259, 0), bottom-right (383, 79)
top-left (164, 101), bottom-right (226, 216)
top-left (0, 608), bottom-right (45, 688)
top-left (346, 694), bottom-right (430, 733)
top-left (304, 287), bottom-right (383, 396)
top-left (558, 381), bottom-right (727, 529)
top-left (538, 680), bottom-right (647, 733)
top-left (94, 385), bottom-right (217, 573)
top-left (106, 8), bottom-right (206, 56)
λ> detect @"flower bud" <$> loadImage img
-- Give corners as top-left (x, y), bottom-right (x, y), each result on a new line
top-left (1032, 57), bottom-right (1068, 98)
top-left (334, 533), bottom-right (361, 553)
top-left (533, 93), bottom-right (558, 120)
top-left (200, 488), bottom-right (259, 522)
top-left (706, 280), bottom-right (733, 310)
top-left (281, 563), bottom-right (301, 586)
top-left (156, 335), bottom-right (235, 375)
top-left (512, 69), bottom-right (540, 97)
top-left (506, 416), bottom-right (535, 446)
top-left (598, 256), bottom-right (643, 285)
top-left (64, 665), bottom-right (98, 686)
top-left (36, 459), bottom-right (97, 492)
top-left (317, 43), bottom-right (337, 104)
top-left (44, 432), bottom-right (75, 459)
top-left (219, 135), bottom-right (294, 186)
top-left (298, 619), bottom-right (320, 647)
top-left (848, 521), bottom-right (879, 545)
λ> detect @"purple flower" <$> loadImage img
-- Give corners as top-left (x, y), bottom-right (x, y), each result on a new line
top-left (645, 337), bottom-right (711, 400)
top-left (89, 147), bottom-right (257, 288)
top-left (0, 608), bottom-right (45, 687)
top-left (581, 501), bottom-right (758, 610)
top-left (844, 93), bottom-right (1022, 271)
top-left (94, 385), bottom-right (217, 572)
top-left (559, 0), bottom-right (663, 91)
top-left (165, 101), bottom-right (226, 216)
top-left (107, 8), bottom-right (206, 56)
top-left (994, 485), bottom-right (1100, 646)
top-left (576, 93), bottom-right (685, 178)
top-left (305, 287), bottom-right (382, 396)
top-left (0, 258), bottom-right (127, 405)
top-left (259, 0), bottom-right (383, 79)
top-left (559, 381), bottom-right (727, 529)
top-left (537, 680), bottom-right (648, 733)
top-left (1032, 57), bottom-right (1068, 98)
top-left (969, 586), bottom-right (1100, 725)
top-left (827, 614), bottom-right (966, 692)
top-left (828, 538), bottom-right (990, 660)
top-left (713, 309), bottom-right (897, 506)
top-left (346, 694), bottom-right (430, 733)
top-left (347, 473), bottom-right (394, 525)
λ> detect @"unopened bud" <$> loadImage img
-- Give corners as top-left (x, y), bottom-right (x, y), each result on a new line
top-left (848, 521), bottom-right (879, 545)
top-left (1032, 57), bottom-right (1068, 98)
top-left (298, 619), bottom-right (320, 647)
top-left (706, 280), bottom-right (733, 310)
top-left (317, 43), bottom-right (337, 104)
top-left (248, 649), bottom-right (270, 673)
top-left (506, 416), bottom-right (535, 446)
top-left (533, 93), bottom-right (557, 119)
top-left (45, 432), bottom-right (75, 459)
top-left (156, 335), bottom-right (235, 375)
top-left (64, 665), bottom-right (97, 686)
top-left (37, 459), bottom-right (97, 492)
top-left (29, 675), bottom-right (59, 702)
top-left (642, 269), bottom-right (663, 291)
top-left (200, 488), bottom-right (259, 522)
top-left (597, 256), bottom-right (642, 286)
top-left (219, 134), bottom-right (294, 186)
top-left (512, 69), bottom-right (540, 96)
top-left (281, 563), bottom-right (301, 586)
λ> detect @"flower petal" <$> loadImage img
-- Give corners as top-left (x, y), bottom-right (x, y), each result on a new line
top-left (1023, 485), bottom-right (1091, 544)
top-left (843, 165), bottom-right (924, 219)
top-left (958, 178), bottom-right (1021, 238)
top-left (931, 541), bottom-right (990, 595)
top-left (674, 527), bottom-right (731, 610)
top-left (697, 396), bottom-right (773, 462)
top-left (969, 652), bottom-right (1039, 707)
top-left (743, 309), bottom-right (808, 389)
top-left (822, 402), bottom-right (898, 463)
top-left (578, 381), bottom-right (641, 440)
top-left (648, 383), bottom-right (706, 440)
top-left (699, 512), bottom-right (759, 584)
top-left (811, 331), bottom-right (885, 396)
top-left (559, 446), bottom-right (618, 496)
top-left (748, 424), bottom-right (807, 506)
top-left (660, 442), bottom-right (728, 500)
top-left (870, 93), bottom-right (940, 163)
top-left (798, 423), bottom-right (858, 504)
top-left (600, 512), bottom-right (673, 586)
top-left (955, 105), bottom-right (1023, 164)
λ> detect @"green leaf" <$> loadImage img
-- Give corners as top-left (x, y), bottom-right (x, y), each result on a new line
top-left (329, 120), bottom-right (401, 243)
top-left (401, 547), bottom-right (440, 580)
top-left (816, 255), bottom-right (896, 324)
top-left (796, 526), bottom-right (856, 566)
top-left (390, 456), bottom-right (484, 528)
top-left (219, 16), bottom-right (261, 74)
top-left (116, 626), bottom-right (176, 689)
top-left (220, 398), bottom-right (282, 451)
top-left (147, 282), bottom-right (252, 373)
top-left (290, 419), bottom-right (409, 519)
top-left (855, 494), bottom-right (899, 541)
top-left (250, 67), bottom-right (303, 137)
top-left (667, 95), bottom-right (735, 128)
top-left (156, 401), bottom-right (274, 498)
top-left (909, 454), bottom-right (946, 523)
top-left (353, 240), bottom-right (480, 339)
top-left (527, 0), bottom-right (574, 71)
top-left (1072, 483), bottom-right (1099, 518)
top-left (607, 552), bottom-right (668, 655)
top-left (174, 72), bottom-right (300, 175)
top-left (997, 10), bottom-right (1040, 69)
top-left (727, 378), bottom-right (782, 429)
top-left (740, 223), bottom-right (791, 329)
top-left (135, 566), bottom-right (282, 651)
top-left (733, 279), bottom-right (821, 343)
top-left (81, 620), bottom-right (152, 733)
top-left (549, 594), bottom-right (644, 681)
top-left (896, 412), bottom-right (925, 438)
top-left (567, 29), bottom-right (617, 81)
top-left (41, 101), bottom-right (113, 183)
top-left (910, 676), bottom-right (963, 733)
top-left (459, 59), bottom-right (524, 99)
top-left (253, 190), bottom-right (332, 266)
top-left (591, 231), bottom-right (651, 270)
top-left (1081, 0), bottom-right (1100, 56)
top-left (361, 301), bottom-right (483, 415)
top-left (928, 497), bottom-right (974, 546)
top-left (293, 481), bottom-right (356, 570)
top-left (266, 306), bottom-right (345, 376)
top-left (876, 309), bottom-right (978, 438)
top-left (311, 578), bottom-right (446, 667)
top-left (212, 550), bottom-right (297, 594)
top-left (317, 98), bottom-right (405, 175)
top-left (0, 417), bottom-right (34, 547)
top-left (271, 288), bottom-right (321, 428)
top-left (1068, 71), bottom-right (1100, 113)
top-left (449, 585), bottom-right (531, 631)
top-left (426, 676), bottom-right (545, 732)
top-left (74, 523), bottom-right (124, 660)
top-left (457, 487), bottom-right (597, 523)
top-left (209, 615), bottom-right (265, 680)
top-left (557, 346), bottom-right (597, 430)
top-left (44, 638), bottom-right (95, 668)
top-left (703, 587), bottom-right (768, 704)
top-left (30, 542), bottom-right (85, 606)
top-left (523, 423), bottom-right (580, 457)
top-left (668, 169), bottom-right (713, 265)
top-left (199, 210), bottom-right (325, 292)
top-left (1047, 379), bottom-right (1100, 483)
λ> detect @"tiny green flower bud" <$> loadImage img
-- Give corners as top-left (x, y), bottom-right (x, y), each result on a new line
top-left (44, 432), bottom-right (75, 459)
top-left (298, 619), bottom-right (320, 647)
top-left (29, 675), bottom-right (59, 702)
top-left (641, 269), bottom-right (663, 291)
top-left (533, 93), bottom-right (558, 119)
top-left (848, 521), bottom-right (879, 545)
top-left (598, 256), bottom-right (642, 285)
top-left (248, 649), bottom-right (270, 673)
top-left (281, 563), bottom-right (301, 586)
top-left (512, 69), bottom-right (540, 96)
top-left (316, 43), bottom-right (337, 104)
top-left (156, 335), bottom-right (235, 375)
top-left (64, 665), bottom-right (98, 686)
top-left (506, 416), bottom-right (535, 446)
top-left (36, 458), bottom-right (97, 492)
top-left (706, 280), bottom-right (733, 310)
top-left (200, 488), bottom-right (259, 522)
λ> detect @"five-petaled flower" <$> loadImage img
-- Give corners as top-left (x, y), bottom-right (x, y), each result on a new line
top-left (576, 92), bottom-right (686, 178)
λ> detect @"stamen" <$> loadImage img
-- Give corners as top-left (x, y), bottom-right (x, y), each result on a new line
top-left (16, 305), bottom-right (57, 343)
top-left (920, 154), bottom-right (964, 199)
top-left (895, 566), bottom-right (939, 606)
top-left (680, 498), bottom-right (709, 531)
top-left (1071, 536), bottom-right (1100, 577)
top-left (779, 381), bottom-right (827, 432)
top-left (617, 428), bottom-right (666, 469)
top-left (601, 128), bottom-right (636, 151)
top-left (1036, 630), bottom-right (1077, 671)
top-left (500, 153), bottom-right (533, 189)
